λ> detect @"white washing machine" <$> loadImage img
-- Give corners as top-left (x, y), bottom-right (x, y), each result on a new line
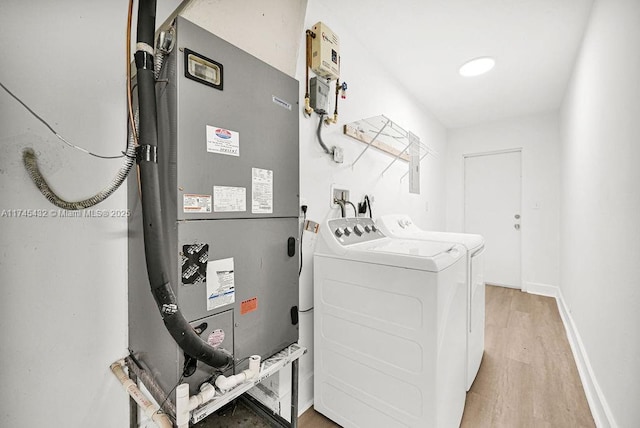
top-left (377, 214), bottom-right (485, 391)
top-left (313, 216), bottom-right (467, 428)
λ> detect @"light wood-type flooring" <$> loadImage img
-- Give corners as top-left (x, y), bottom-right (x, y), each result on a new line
top-left (299, 285), bottom-right (595, 428)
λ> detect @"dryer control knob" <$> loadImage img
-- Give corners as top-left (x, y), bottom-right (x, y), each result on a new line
top-left (344, 226), bottom-right (353, 236)
top-left (371, 224), bottom-right (378, 232)
top-left (364, 225), bottom-right (371, 233)
top-left (354, 225), bottom-right (364, 236)
top-left (334, 228), bottom-right (344, 237)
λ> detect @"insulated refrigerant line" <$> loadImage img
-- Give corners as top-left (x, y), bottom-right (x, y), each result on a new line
top-left (135, 0), bottom-right (231, 369)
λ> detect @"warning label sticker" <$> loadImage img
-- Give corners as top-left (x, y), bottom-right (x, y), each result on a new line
top-left (206, 258), bottom-right (235, 311)
top-left (181, 243), bottom-right (208, 285)
top-left (240, 297), bottom-right (258, 315)
top-left (207, 329), bottom-right (225, 348)
top-left (183, 194), bottom-right (212, 213)
top-left (206, 125), bottom-right (239, 156)
top-left (213, 186), bottom-right (246, 212)
top-left (251, 168), bottom-right (273, 214)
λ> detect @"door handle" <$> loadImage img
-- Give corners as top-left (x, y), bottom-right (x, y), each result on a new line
top-left (514, 224), bottom-right (520, 230)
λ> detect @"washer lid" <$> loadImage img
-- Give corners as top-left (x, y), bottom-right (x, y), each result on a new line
top-left (314, 217), bottom-right (466, 272)
top-left (343, 238), bottom-right (466, 272)
top-left (378, 214), bottom-right (484, 251)
top-left (366, 238), bottom-right (455, 257)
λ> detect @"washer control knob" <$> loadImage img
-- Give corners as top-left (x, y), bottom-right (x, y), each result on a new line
top-left (371, 224), bottom-right (378, 232)
top-left (398, 219), bottom-right (405, 228)
top-left (364, 225), bottom-right (371, 233)
top-left (344, 226), bottom-right (353, 236)
top-left (354, 224), bottom-right (364, 236)
top-left (334, 228), bottom-right (344, 237)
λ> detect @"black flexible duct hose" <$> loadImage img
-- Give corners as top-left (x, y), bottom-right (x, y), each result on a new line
top-left (136, 0), bottom-right (231, 369)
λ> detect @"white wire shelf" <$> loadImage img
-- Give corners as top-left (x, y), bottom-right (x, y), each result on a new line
top-left (343, 115), bottom-right (437, 177)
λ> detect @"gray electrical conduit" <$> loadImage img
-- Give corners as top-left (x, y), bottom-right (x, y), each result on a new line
top-left (154, 27), bottom-right (175, 80)
top-left (316, 112), bottom-right (333, 155)
top-left (22, 113), bottom-right (138, 210)
top-left (154, 51), bottom-right (165, 80)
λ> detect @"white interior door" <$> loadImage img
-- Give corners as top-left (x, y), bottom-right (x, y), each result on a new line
top-left (464, 150), bottom-right (521, 289)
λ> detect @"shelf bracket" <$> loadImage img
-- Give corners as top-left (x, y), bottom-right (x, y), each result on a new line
top-left (380, 140), bottom-right (412, 175)
top-left (351, 117), bottom-right (391, 167)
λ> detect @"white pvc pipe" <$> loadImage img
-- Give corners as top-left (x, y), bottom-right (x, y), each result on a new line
top-left (175, 384), bottom-right (190, 428)
top-left (175, 355), bottom-right (263, 425)
top-left (110, 360), bottom-right (172, 428)
top-left (176, 382), bottom-right (218, 427)
top-left (214, 370), bottom-right (252, 392)
top-left (215, 355), bottom-right (261, 393)
top-left (249, 355), bottom-right (261, 374)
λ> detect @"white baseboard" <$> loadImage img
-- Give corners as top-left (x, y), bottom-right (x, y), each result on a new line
top-left (554, 288), bottom-right (617, 428)
top-left (524, 281), bottom-right (559, 297)
top-left (523, 282), bottom-right (616, 427)
top-left (298, 372), bottom-right (315, 416)
top-left (300, 397), bottom-right (314, 416)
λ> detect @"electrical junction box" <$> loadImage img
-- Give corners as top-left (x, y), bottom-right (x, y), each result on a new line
top-left (311, 21), bottom-right (340, 81)
top-left (332, 146), bottom-right (344, 163)
top-left (309, 77), bottom-right (330, 113)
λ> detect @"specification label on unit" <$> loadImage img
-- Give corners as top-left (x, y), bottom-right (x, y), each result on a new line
top-left (183, 194), bottom-right (212, 213)
top-left (272, 95), bottom-right (292, 111)
top-left (251, 168), bottom-right (273, 214)
top-left (206, 125), bottom-right (239, 156)
top-left (207, 257), bottom-right (235, 311)
top-left (213, 186), bottom-right (246, 212)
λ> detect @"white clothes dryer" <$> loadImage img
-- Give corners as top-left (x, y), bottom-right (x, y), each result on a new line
top-left (314, 216), bottom-right (467, 428)
top-left (377, 214), bottom-right (485, 391)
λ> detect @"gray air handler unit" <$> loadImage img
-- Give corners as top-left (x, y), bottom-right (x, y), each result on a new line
top-left (128, 16), bottom-right (300, 403)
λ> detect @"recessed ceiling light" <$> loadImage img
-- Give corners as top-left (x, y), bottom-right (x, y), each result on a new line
top-left (459, 57), bottom-right (495, 77)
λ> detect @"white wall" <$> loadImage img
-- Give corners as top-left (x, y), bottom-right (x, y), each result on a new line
top-left (559, 0), bottom-right (640, 426)
top-left (294, 0), bottom-right (448, 412)
top-left (0, 2), bottom-right (131, 427)
top-left (446, 112), bottom-right (561, 290)
top-left (0, 1), bottom-right (182, 426)
top-left (180, 0), bottom-right (307, 78)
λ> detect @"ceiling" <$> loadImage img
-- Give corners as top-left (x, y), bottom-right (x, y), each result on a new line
top-left (320, 0), bottom-right (595, 128)
top-left (178, 0), bottom-right (595, 129)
